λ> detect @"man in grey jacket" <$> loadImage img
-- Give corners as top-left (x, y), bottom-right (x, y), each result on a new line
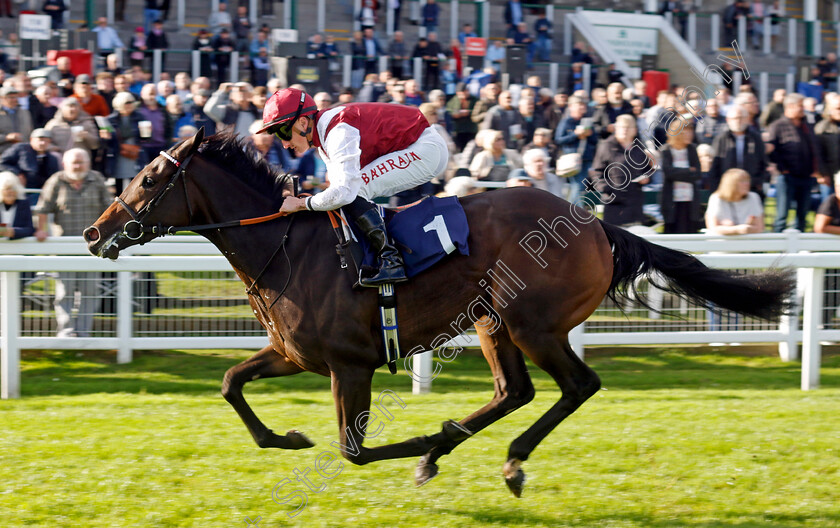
top-left (204, 82), bottom-right (259, 138)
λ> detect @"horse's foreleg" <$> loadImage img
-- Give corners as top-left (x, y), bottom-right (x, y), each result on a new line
top-left (222, 345), bottom-right (314, 450)
top-left (415, 323), bottom-right (535, 486)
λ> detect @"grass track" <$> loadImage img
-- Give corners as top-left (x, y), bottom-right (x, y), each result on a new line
top-left (1, 346), bottom-right (839, 527)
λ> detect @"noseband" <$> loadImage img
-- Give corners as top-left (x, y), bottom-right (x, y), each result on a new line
top-left (114, 150), bottom-right (195, 240)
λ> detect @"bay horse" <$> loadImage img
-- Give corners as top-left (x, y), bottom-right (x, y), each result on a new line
top-left (84, 130), bottom-right (794, 496)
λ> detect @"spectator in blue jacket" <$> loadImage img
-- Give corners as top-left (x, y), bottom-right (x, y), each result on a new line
top-left (422, 0), bottom-right (440, 34)
top-left (555, 95), bottom-right (598, 205)
top-left (533, 12), bottom-right (552, 62)
top-left (93, 17), bottom-right (126, 61)
top-left (0, 128), bottom-right (61, 205)
top-left (458, 23), bottom-right (477, 46)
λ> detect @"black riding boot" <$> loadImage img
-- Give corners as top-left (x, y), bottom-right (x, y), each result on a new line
top-left (352, 207), bottom-right (408, 287)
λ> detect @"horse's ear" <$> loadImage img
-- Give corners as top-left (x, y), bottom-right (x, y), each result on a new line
top-left (186, 127), bottom-right (205, 155)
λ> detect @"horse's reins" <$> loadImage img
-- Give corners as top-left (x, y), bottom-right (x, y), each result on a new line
top-left (114, 150), bottom-right (290, 240)
top-left (115, 148), bottom-right (296, 309)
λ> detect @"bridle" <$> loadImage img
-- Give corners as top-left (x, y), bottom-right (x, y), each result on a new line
top-left (110, 146), bottom-right (297, 309)
top-left (113, 148), bottom-right (290, 241)
top-left (114, 149), bottom-right (196, 240)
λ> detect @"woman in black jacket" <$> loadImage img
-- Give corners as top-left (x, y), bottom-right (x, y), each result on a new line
top-left (660, 122), bottom-right (703, 233)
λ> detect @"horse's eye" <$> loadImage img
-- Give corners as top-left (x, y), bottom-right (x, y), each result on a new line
top-left (142, 177), bottom-right (156, 189)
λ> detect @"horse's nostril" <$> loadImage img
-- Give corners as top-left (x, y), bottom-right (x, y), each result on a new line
top-left (83, 227), bottom-right (99, 242)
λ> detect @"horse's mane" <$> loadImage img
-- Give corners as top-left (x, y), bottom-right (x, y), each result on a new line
top-left (196, 131), bottom-right (289, 208)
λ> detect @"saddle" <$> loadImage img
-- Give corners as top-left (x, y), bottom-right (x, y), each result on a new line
top-left (326, 195), bottom-right (470, 373)
top-left (333, 195), bottom-right (470, 281)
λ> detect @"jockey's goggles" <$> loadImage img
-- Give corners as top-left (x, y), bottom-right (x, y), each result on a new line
top-left (272, 92), bottom-right (306, 141)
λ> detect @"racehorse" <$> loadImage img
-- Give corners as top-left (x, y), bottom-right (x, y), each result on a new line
top-left (84, 130), bottom-right (795, 496)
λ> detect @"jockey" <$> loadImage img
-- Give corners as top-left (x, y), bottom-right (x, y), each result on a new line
top-left (259, 87), bottom-right (449, 287)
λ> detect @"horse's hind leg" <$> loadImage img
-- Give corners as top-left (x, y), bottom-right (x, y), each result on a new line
top-left (416, 323), bottom-right (535, 486)
top-left (221, 344), bottom-right (314, 450)
top-left (503, 332), bottom-right (601, 497)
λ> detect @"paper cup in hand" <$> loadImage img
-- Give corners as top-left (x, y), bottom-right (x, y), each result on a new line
top-left (71, 125), bottom-right (84, 136)
top-left (138, 121), bottom-right (152, 139)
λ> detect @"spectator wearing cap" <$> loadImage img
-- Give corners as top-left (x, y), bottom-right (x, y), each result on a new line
top-left (71, 75), bottom-right (110, 117)
top-left (0, 86), bottom-right (33, 155)
top-left (106, 92), bottom-right (146, 194)
top-left (130, 27), bottom-right (148, 68)
top-left (506, 173), bottom-right (533, 188)
top-left (0, 128), bottom-right (61, 204)
top-left (45, 98), bottom-right (100, 157)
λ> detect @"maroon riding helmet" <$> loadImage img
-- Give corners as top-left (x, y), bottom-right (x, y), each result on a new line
top-left (257, 88), bottom-right (318, 139)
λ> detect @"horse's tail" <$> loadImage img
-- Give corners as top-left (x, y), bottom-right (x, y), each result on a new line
top-left (598, 220), bottom-right (796, 320)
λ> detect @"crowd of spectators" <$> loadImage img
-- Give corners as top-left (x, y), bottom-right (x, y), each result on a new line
top-left (5, 1), bottom-right (840, 335)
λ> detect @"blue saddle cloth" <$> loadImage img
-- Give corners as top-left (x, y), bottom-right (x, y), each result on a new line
top-left (350, 196), bottom-right (470, 278)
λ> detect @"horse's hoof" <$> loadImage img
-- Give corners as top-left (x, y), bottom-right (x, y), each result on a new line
top-left (415, 454), bottom-right (439, 487)
top-left (503, 458), bottom-right (526, 498)
top-left (285, 430), bottom-right (316, 449)
top-left (256, 429), bottom-right (293, 449)
top-left (442, 419), bottom-right (473, 442)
